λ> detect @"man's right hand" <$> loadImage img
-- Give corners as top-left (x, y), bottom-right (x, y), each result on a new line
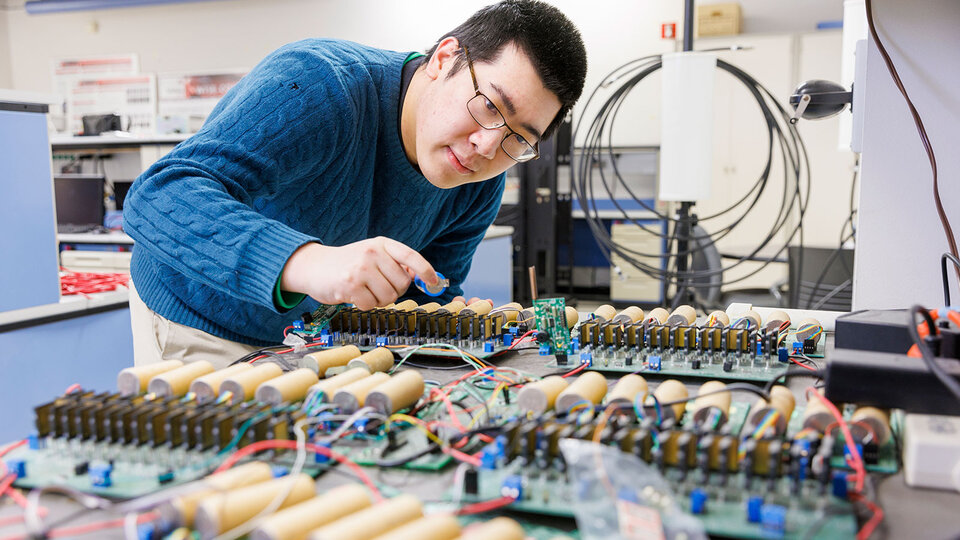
top-left (280, 237), bottom-right (439, 311)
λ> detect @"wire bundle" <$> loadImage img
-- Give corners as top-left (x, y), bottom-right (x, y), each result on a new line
top-left (572, 54), bottom-right (810, 307)
top-left (59, 269), bottom-right (129, 297)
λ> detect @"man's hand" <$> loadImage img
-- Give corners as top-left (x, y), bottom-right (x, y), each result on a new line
top-left (281, 237), bottom-right (439, 311)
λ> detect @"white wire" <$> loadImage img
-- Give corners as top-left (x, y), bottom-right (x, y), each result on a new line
top-left (318, 407), bottom-right (376, 444)
top-left (391, 342), bottom-right (485, 373)
top-left (212, 416), bottom-right (313, 540)
top-left (123, 511), bottom-right (139, 540)
top-left (450, 462), bottom-right (470, 509)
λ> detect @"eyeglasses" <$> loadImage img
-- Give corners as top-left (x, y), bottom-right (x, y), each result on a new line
top-left (461, 45), bottom-right (539, 163)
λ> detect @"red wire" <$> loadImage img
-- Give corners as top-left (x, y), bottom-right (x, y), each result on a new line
top-left (213, 439), bottom-right (383, 502)
top-left (561, 363), bottom-right (588, 378)
top-left (455, 495), bottom-right (516, 515)
top-left (507, 330), bottom-right (536, 350)
top-left (789, 357), bottom-right (818, 371)
top-left (0, 511), bottom-right (159, 540)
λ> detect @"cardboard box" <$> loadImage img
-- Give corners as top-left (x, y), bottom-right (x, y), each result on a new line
top-left (696, 2), bottom-right (742, 37)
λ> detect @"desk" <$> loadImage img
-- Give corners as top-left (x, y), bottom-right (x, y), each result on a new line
top-left (0, 349), bottom-right (957, 538)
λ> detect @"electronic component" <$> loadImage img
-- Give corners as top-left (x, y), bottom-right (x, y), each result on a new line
top-left (194, 474), bottom-right (316, 539)
top-left (221, 363), bottom-right (284, 403)
top-left (652, 379), bottom-right (688, 421)
top-left (347, 347), bottom-right (395, 373)
top-left (147, 360), bottom-right (215, 397)
top-left (606, 374), bottom-right (648, 407)
top-left (332, 372), bottom-right (391, 413)
top-left (555, 371), bottom-right (607, 412)
top-left (117, 360), bottom-right (183, 396)
top-left (371, 514), bottom-right (461, 540)
top-left (304, 345), bottom-right (362, 377)
top-left (249, 484), bottom-right (373, 540)
top-left (255, 368), bottom-right (320, 405)
top-left (532, 297), bottom-right (572, 355)
top-left (517, 376), bottom-right (568, 414)
top-left (307, 494), bottom-right (423, 540)
top-left (690, 380), bottom-right (731, 428)
top-left (748, 385), bottom-right (795, 436)
top-left (365, 370), bottom-right (425, 415)
top-left (191, 363), bottom-right (253, 402)
top-left (458, 518), bottom-right (525, 540)
top-left (903, 413), bottom-right (960, 492)
top-left (161, 462), bottom-right (274, 527)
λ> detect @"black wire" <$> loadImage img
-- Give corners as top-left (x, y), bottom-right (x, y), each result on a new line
top-left (940, 253), bottom-right (960, 306)
top-left (571, 56), bottom-right (810, 290)
top-left (764, 365), bottom-right (824, 394)
top-left (907, 305), bottom-right (960, 402)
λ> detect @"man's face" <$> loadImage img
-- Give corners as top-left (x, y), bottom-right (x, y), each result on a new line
top-left (415, 39), bottom-right (562, 189)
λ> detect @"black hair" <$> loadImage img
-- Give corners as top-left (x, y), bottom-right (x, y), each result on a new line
top-left (424, 0), bottom-right (587, 140)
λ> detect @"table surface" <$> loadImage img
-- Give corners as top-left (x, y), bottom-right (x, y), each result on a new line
top-left (1, 349), bottom-right (958, 539)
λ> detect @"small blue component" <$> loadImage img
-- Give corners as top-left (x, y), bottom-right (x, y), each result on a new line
top-left (843, 443), bottom-right (863, 463)
top-left (617, 487), bottom-right (639, 504)
top-left (755, 340), bottom-right (763, 356)
top-left (832, 471), bottom-right (849, 499)
top-left (579, 351), bottom-right (592, 366)
top-left (484, 341), bottom-right (495, 353)
top-left (777, 347), bottom-right (789, 363)
top-left (354, 418), bottom-right (370, 433)
top-left (792, 341), bottom-right (803, 355)
top-left (27, 433), bottom-right (42, 450)
top-left (648, 355), bottom-right (662, 371)
top-left (746, 495), bottom-right (764, 523)
top-left (760, 504), bottom-right (787, 537)
top-left (319, 334), bottom-right (332, 346)
top-left (502, 334), bottom-right (513, 347)
top-left (314, 441), bottom-right (332, 464)
top-left (6, 459), bottom-right (25, 479)
top-left (480, 443), bottom-right (502, 469)
top-left (137, 523), bottom-right (157, 540)
top-left (500, 475), bottom-right (523, 500)
top-left (90, 463), bottom-right (113, 487)
top-left (690, 488), bottom-right (708, 514)
top-left (271, 466), bottom-right (288, 478)
top-left (570, 339), bottom-right (580, 354)
top-left (539, 344), bottom-right (551, 356)
top-left (376, 336), bottom-right (389, 347)
top-left (509, 326), bottom-right (519, 335)
top-left (494, 435), bottom-right (508, 454)
top-left (292, 320), bottom-right (304, 331)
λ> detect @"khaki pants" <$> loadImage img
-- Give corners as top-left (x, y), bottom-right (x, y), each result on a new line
top-left (129, 280), bottom-right (261, 369)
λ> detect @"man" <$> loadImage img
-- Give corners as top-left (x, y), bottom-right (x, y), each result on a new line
top-left (124, 0), bottom-right (587, 367)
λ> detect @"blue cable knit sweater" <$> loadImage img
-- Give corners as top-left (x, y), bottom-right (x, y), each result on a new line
top-left (124, 39), bottom-right (505, 346)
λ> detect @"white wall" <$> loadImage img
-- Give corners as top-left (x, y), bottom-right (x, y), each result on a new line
top-left (854, 0), bottom-right (960, 309)
top-left (0, 8), bottom-right (12, 88)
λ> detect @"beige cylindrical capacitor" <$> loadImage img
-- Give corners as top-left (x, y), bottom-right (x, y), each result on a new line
top-left (347, 347), bottom-right (394, 373)
top-left (249, 484), bottom-right (373, 540)
top-left (707, 310), bottom-right (730, 327)
top-left (365, 370), bottom-right (425, 415)
top-left (117, 360), bottom-right (183, 396)
top-left (518, 306), bottom-right (535, 323)
top-left (555, 371), bottom-right (608, 412)
top-left (304, 346), bottom-right (363, 377)
top-left (517, 376), bottom-right (569, 414)
top-left (190, 364), bottom-right (254, 402)
top-left (307, 494), bottom-right (423, 540)
top-left (438, 300), bottom-right (466, 314)
top-left (795, 317), bottom-right (824, 345)
top-left (160, 462), bottom-right (273, 527)
top-left (606, 374), bottom-right (648, 408)
top-left (194, 474), bottom-right (315, 539)
top-left (646, 307), bottom-right (669, 324)
top-left (802, 389), bottom-right (835, 432)
top-left (740, 310), bottom-right (762, 329)
top-left (369, 514), bottom-right (461, 540)
top-left (748, 385), bottom-right (796, 435)
top-left (147, 360), bottom-right (215, 397)
top-left (564, 306), bottom-right (579, 329)
top-left (667, 305), bottom-right (696, 326)
top-left (415, 302), bottom-right (441, 314)
top-left (612, 306), bottom-right (644, 324)
top-left (490, 302), bottom-right (523, 322)
top-left (332, 372), bottom-right (391, 413)
top-left (765, 309), bottom-right (791, 332)
top-left (691, 381), bottom-right (732, 427)
top-left (220, 363), bottom-right (283, 404)
top-left (850, 406), bottom-right (891, 445)
top-left (392, 300), bottom-right (418, 312)
top-left (307, 368), bottom-right (371, 403)
top-left (461, 299), bottom-right (493, 316)
top-left (592, 304), bottom-right (616, 323)
top-left (255, 368), bottom-right (320, 405)
top-left (653, 379), bottom-right (688, 421)
top-left (456, 517), bottom-right (525, 540)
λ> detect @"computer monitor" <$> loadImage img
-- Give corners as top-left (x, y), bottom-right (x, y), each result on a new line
top-left (113, 180), bottom-right (133, 211)
top-left (54, 174), bottom-right (105, 230)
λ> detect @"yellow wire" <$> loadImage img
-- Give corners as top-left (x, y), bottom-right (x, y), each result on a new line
top-left (466, 383), bottom-right (505, 430)
top-left (388, 413), bottom-right (445, 447)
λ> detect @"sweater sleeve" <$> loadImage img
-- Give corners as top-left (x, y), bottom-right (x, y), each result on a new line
top-left (123, 44), bottom-right (356, 311)
top-left (407, 174), bottom-right (506, 304)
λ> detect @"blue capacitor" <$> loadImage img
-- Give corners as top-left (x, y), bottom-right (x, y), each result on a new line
top-left (690, 488), bottom-right (708, 514)
top-left (90, 463), bottom-right (113, 487)
top-left (832, 471), bottom-right (849, 499)
top-left (760, 504), bottom-right (787, 537)
top-left (484, 341), bottom-right (495, 353)
top-left (6, 459), bottom-right (25, 479)
top-left (502, 334), bottom-right (514, 347)
top-left (746, 495), bottom-right (764, 523)
top-left (777, 347), bottom-right (789, 363)
top-left (648, 355), bottom-right (662, 371)
top-left (501, 475), bottom-right (523, 500)
top-left (314, 441), bottom-right (332, 464)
